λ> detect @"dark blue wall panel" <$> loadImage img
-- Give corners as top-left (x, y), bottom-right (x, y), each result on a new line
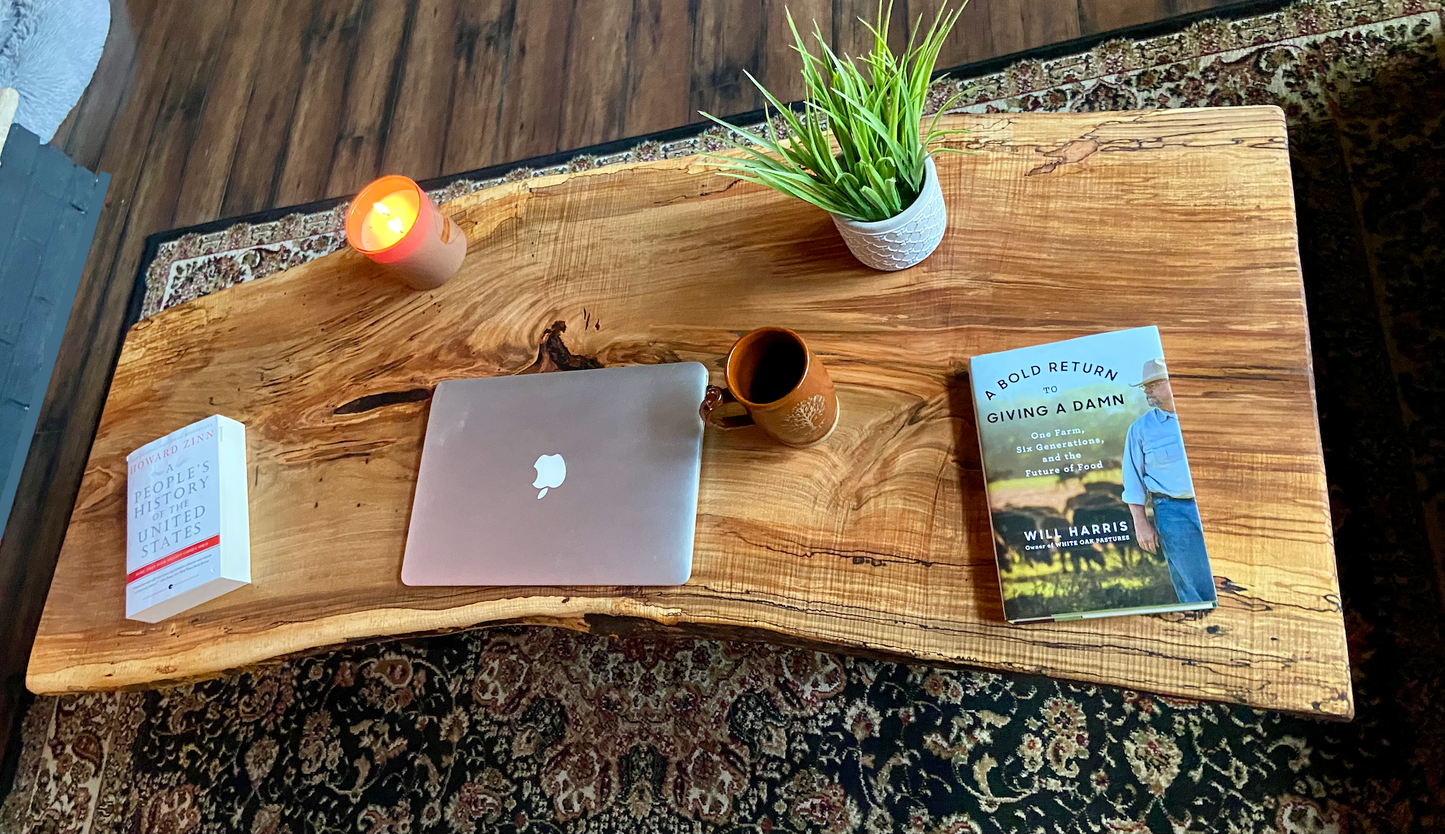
top-left (0, 125), bottom-right (110, 532)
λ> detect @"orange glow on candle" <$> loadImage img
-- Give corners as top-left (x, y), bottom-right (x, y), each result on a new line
top-left (345, 175), bottom-right (468, 289)
top-left (354, 185), bottom-right (421, 252)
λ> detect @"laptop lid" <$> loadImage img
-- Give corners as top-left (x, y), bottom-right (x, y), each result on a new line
top-left (401, 362), bottom-right (708, 586)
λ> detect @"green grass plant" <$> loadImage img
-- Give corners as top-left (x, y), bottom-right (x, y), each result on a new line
top-left (700, 2), bottom-right (969, 223)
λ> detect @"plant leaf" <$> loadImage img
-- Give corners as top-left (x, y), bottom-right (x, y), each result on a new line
top-left (697, 0), bottom-right (968, 222)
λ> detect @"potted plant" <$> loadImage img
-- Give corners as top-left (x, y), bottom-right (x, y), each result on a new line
top-left (701, 3), bottom-right (968, 271)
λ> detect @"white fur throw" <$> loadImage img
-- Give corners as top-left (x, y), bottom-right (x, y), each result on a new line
top-left (0, 0), bottom-right (109, 143)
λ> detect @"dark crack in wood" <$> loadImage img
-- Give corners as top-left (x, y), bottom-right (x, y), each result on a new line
top-left (334, 388), bottom-right (433, 415)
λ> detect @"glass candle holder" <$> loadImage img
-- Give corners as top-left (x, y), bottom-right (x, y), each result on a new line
top-left (345, 175), bottom-right (466, 289)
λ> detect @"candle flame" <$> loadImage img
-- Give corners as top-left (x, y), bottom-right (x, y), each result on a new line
top-left (351, 183), bottom-right (420, 251)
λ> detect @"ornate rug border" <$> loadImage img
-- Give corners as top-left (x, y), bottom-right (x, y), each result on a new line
top-left (139, 0), bottom-right (1412, 321)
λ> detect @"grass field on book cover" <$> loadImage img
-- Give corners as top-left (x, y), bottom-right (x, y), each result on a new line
top-left (970, 327), bottom-right (1217, 623)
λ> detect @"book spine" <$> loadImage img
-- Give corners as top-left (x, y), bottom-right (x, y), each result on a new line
top-left (969, 363), bottom-right (1031, 623)
top-left (219, 416), bottom-right (251, 582)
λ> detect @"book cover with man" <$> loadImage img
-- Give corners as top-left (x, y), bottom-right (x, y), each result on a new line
top-left (969, 326), bottom-right (1217, 623)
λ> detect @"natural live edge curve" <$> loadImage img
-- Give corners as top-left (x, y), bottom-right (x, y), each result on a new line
top-left (29, 110), bottom-right (1350, 720)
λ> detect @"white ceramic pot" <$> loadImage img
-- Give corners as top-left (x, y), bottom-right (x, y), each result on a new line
top-left (830, 155), bottom-right (946, 271)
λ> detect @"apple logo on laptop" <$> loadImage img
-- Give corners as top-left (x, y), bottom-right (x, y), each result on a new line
top-left (532, 453), bottom-right (566, 498)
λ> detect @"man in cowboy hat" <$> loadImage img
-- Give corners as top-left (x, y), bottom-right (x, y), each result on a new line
top-left (1121, 358), bottom-right (1216, 604)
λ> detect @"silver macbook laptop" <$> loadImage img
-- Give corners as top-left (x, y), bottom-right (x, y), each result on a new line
top-left (401, 363), bottom-right (708, 586)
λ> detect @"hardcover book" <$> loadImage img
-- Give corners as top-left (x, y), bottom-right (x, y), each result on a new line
top-left (126, 415), bottom-right (250, 622)
top-left (969, 327), bottom-right (1217, 623)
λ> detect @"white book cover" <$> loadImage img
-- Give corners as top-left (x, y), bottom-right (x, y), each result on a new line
top-left (126, 415), bottom-right (250, 622)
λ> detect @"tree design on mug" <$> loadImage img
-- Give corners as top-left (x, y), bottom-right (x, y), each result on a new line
top-left (783, 394), bottom-right (827, 436)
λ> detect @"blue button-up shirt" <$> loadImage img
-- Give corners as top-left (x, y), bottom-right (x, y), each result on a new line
top-left (1122, 407), bottom-right (1196, 504)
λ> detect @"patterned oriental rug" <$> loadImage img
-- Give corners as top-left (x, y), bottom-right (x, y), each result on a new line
top-left (6, 0), bottom-right (1444, 830)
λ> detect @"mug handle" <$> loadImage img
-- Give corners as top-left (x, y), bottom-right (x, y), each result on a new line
top-left (701, 385), bottom-right (754, 429)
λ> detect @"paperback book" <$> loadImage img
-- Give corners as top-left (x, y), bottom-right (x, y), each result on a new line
top-left (969, 327), bottom-right (1217, 623)
top-left (126, 415), bottom-right (250, 622)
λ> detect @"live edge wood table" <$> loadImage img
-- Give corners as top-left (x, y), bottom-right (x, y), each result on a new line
top-left (29, 108), bottom-right (1352, 719)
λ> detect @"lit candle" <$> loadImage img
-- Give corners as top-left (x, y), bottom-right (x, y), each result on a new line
top-left (345, 175), bottom-right (466, 289)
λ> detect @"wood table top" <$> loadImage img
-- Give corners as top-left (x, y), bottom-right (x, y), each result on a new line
top-left (28, 108), bottom-right (1351, 719)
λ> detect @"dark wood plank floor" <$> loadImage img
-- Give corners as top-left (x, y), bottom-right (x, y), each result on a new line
top-left (0, 0), bottom-right (1255, 784)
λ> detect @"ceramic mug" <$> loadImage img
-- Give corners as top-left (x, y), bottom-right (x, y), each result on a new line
top-left (701, 327), bottom-right (839, 447)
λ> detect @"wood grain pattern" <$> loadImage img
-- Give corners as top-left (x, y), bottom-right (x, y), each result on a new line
top-left (623, 0), bottom-right (694, 136)
top-left (324, 0), bottom-right (415, 197)
top-left (169, 0), bottom-right (275, 228)
top-left (1079, 0), bottom-right (1184, 35)
top-left (438, 0), bottom-right (512, 174)
top-left (215, 0), bottom-right (307, 215)
top-left (27, 108), bottom-right (1350, 718)
top-left (0, 0), bottom-right (1263, 782)
top-left (494, 0), bottom-right (572, 163)
top-left (690, 0), bottom-right (765, 121)
top-left (275, 0), bottom-right (363, 207)
top-left (560, 0), bottom-right (634, 149)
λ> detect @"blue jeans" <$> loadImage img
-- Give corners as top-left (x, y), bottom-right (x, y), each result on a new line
top-left (1152, 496), bottom-right (1216, 603)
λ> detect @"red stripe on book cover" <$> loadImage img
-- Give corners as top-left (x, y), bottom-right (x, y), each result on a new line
top-left (126, 535), bottom-right (221, 583)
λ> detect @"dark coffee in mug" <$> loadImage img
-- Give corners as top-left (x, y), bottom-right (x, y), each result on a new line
top-left (734, 331), bottom-right (806, 404)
